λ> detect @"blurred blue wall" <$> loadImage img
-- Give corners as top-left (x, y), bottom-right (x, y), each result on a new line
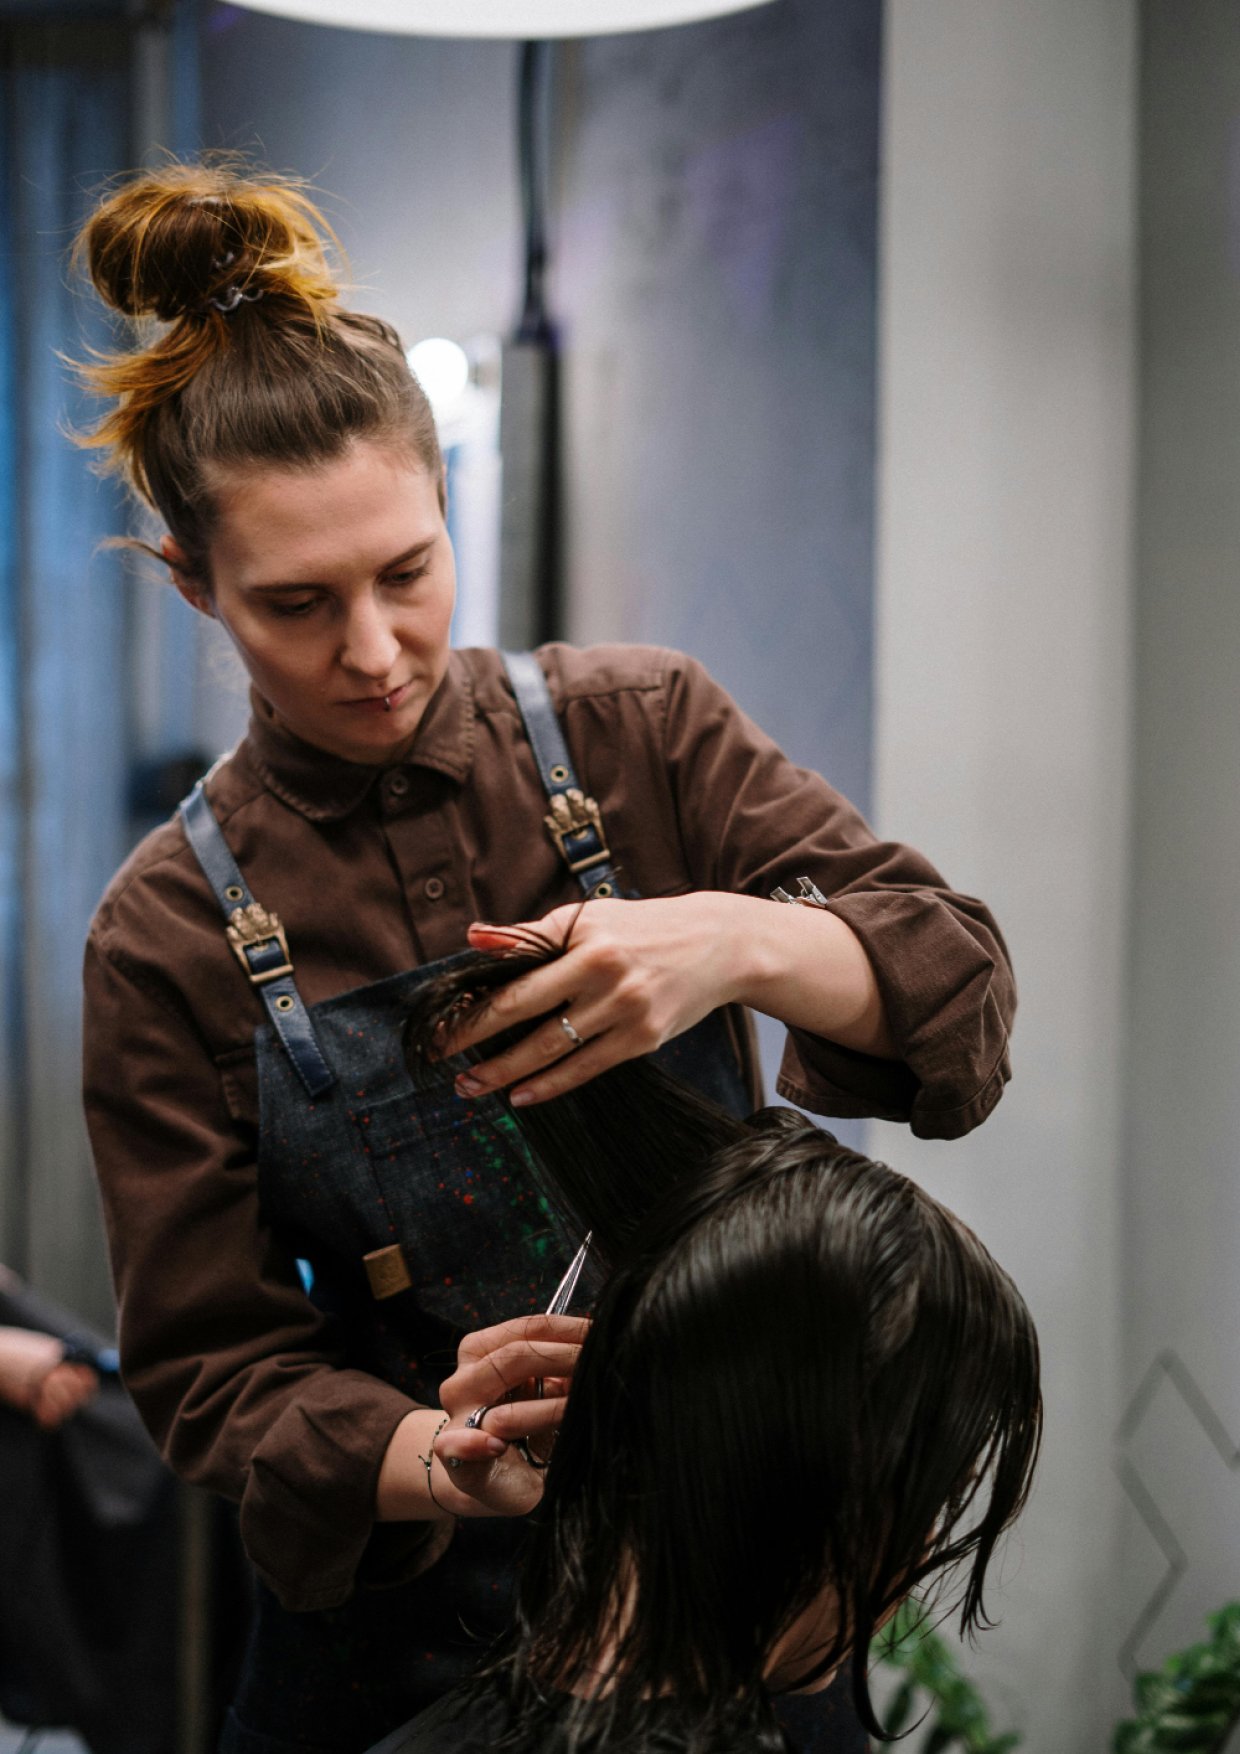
top-left (0, 15), bottom-right (134, 1324)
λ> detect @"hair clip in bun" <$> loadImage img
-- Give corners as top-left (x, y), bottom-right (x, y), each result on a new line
top-left (209, 283), bottom-right (264, 314)
top-left (206, 254), bottom-right (263, 315)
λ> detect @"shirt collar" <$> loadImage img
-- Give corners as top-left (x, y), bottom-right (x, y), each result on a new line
top-left (243, 651), bottom-right (478, 821)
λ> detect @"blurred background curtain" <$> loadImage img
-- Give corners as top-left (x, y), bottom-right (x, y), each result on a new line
top-left (1, 8), bottom-right (137, 1327)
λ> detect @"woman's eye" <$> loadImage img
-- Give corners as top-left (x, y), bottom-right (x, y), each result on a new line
top-left (270, 598), bottom-right (319, 619)
top-left (387, 565), bottom-right (430, 588)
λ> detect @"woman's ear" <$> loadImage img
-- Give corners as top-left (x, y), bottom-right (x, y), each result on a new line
top-left (160, 536), bottom-right (214, 618)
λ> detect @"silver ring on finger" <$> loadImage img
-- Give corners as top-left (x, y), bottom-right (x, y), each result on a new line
top-left (464, 1404), bottom-right (491, 1431)
top-left (559, 1015), bottom-right (585, 1050)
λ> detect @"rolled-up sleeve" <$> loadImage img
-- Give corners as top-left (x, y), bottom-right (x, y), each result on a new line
top-left (82, 935), bottom-right (434, 1611)
top-left (660, 654), bottom-right (1014, 1139)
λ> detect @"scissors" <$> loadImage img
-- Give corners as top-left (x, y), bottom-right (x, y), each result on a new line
top-left (517, 1230), bottom-right (593, 1467)
top-left (460, 1232), bottom-right (593, 1468)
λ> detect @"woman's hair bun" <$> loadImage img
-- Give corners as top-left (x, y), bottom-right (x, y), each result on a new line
top-left (70, 155), bottom-right (434, 558)
top-left (79, 159), bottom-right (340, 324)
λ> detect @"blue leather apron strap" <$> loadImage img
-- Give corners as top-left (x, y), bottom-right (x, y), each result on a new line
top-left (501, 651), bottom-right (625, 900)
top-left (178, 783), bottom-right (336, 1098)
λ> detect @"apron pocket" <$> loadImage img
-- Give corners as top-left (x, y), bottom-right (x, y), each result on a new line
top-left (353, 1087), bottom-right (571, 1331)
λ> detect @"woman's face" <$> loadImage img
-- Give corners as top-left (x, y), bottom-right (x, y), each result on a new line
top-left (166, 440), bottom-right (456, 765)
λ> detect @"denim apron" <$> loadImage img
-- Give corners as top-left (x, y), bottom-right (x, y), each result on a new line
top-left (183, 655), bottom-right (863, 1754)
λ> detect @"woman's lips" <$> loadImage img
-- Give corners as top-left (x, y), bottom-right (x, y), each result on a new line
top-left (342, 678), bottom-right (414, 714)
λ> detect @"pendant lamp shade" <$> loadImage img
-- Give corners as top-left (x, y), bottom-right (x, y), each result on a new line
top-left (224, 0), bottom-right (778, 38)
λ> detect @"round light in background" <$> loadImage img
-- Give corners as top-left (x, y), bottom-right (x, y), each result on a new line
top-left (407, 338), bottom-right (472, 420)
top-left (223, 0), bottom-right (778, 39)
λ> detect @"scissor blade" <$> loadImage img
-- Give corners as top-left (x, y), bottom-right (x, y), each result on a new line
top-left (547, 1231), bottom-right (592, 1316)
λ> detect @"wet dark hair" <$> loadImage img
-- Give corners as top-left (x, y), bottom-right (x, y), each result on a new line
top-left (72, 157), bottom-right (442, 581)
top-left (507, 1124), bottom-right (1041, 1751)
top-left (404, 938), bottom-right (1043, 1752)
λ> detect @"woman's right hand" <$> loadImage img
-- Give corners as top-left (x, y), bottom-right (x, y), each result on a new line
top-left (375, 1314), bottom-right (589, 1523)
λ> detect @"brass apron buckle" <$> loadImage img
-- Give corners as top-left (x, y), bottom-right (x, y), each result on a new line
top-left (544, 788), bottom-right (612, 876)
top-left (226, 902), bottom-right (295, 986)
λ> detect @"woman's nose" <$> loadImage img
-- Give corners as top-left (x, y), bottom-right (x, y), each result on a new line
top-left (339, 602), bottom-right (400, 679)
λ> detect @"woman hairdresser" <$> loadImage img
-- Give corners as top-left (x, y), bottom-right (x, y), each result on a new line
top-left (78, 163), bottom-right (1015, 1754)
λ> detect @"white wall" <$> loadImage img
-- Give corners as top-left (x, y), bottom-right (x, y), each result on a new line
top-left (1120, 0), bottom-right (1240, 1690)
top-left (873, 3), bottom-right (1138, 1746)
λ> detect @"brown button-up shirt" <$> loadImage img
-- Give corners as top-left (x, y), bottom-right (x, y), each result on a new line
top-left (83, 644), bottom-right (1014, 1611)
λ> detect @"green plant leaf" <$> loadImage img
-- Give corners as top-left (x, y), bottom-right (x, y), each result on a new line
top-left (1135, 1675), bottom-right (1181, 1715)
top-left (869, 1603), bottom-right (1021, 1754)
top-left (885, 1677), bottom-right (918, 1737)
top-left (1114, 1601), bottom-right (1240, 1754)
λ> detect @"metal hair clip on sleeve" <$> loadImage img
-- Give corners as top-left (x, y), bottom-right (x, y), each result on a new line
top-left (771, 876), bottom-right (830, 908)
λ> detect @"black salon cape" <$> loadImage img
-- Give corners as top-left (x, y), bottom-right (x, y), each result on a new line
top-left (368, 1676), bottom-right (807, 1754)
top-left (0, 1279), bottom-right (179, 1754)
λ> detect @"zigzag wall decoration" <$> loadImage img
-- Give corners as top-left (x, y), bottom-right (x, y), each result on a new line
top-left (1114, 1349), bottom-right (1240, 1676)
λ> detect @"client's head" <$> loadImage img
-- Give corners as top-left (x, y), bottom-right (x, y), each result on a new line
top-left (403, 940), bottom-right (1041, 1750)
top-left (508, 1113), bottom-right (1041, 1750)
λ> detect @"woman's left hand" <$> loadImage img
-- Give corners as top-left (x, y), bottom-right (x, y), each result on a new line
top-left (445, 895), bottom-right (752, 1107)
top-left (443, 890), bottom-right (893, 1107)
top-left (375, 1313), bottom-right (589, 1524)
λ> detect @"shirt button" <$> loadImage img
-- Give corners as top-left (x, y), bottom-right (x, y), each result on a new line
top-left (424, 876), bottom-right (445, 901)
top-left (385, 771), bottom-right (410, 798)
